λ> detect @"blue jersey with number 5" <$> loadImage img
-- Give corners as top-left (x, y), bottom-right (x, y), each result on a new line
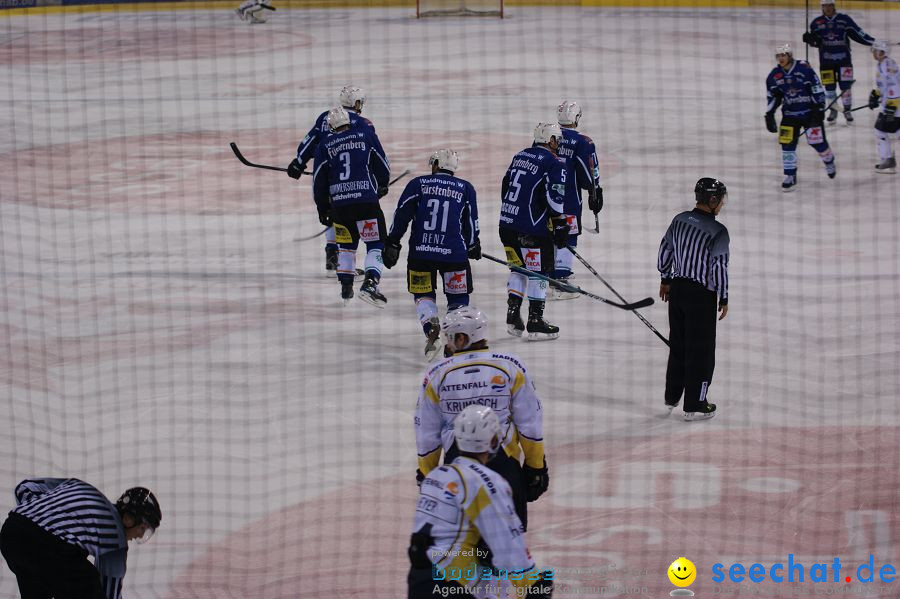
top-left (499, 146), bottom-right (566, 237)
top-left (312, 125), bottom-right (390, 211)
top-left (388, 173), bottom-right (479, 263)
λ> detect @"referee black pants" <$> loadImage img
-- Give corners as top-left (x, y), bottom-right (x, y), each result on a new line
top-left (665, 278), bottom-right (718, 411)
top-left (0, 513), bottom-right (104, 599)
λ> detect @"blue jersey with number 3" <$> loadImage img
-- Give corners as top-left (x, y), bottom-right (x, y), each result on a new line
top-left (389, 173), bottom-right (479, 263)
top-left (499, 146), bottom-right (566, 237)
top-left (312, 125), bottom-right (390, 211)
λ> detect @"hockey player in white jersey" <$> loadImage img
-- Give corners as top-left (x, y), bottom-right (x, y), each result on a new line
top-left (235, 0), bottom-right (272, 23)
top-left (414, 307), bottom-right (549, 531)
top-left (868, 40), bottom-right (900, 173)
top-left (407, 405), bottom-right (553, 599)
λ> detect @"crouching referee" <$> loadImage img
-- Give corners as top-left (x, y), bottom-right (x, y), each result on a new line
top-left (657, 178), bottom-right (730, 421)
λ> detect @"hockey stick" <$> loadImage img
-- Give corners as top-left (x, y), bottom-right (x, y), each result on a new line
top-left (567, 246), bottom-right (670, 346)
top-left (292, 169), bottom-right (411, 242)
top-left (261, 4), bottom-right (276, 9)
top-left (587, 212), bottom-right (600, 234)
top-left (799, 85), bottom-right (854, 139)
top-left (482, 252), bottom-right (654, 311)
top-left (230, 142), bottom-right (310, 174)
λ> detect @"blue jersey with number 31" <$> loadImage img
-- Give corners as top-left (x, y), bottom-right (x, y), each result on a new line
top-left (389, 173), bottom-right (479, 263)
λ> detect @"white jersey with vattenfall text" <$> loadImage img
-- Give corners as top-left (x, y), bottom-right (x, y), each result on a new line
top-left (414, 349), bottom-right (545, 474)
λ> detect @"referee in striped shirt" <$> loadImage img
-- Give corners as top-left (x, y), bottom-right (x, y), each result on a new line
top-left (657, 177), bottom-right (730, 421)
top-left (0, 478), bottom-right (161, 599)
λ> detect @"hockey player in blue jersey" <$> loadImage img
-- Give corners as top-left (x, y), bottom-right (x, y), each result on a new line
top-left (288, 86), bottom-right (374, 274)
top-left (312, 106), bottom-right (391, 306)
top-left (803, 0), bottom-right (875, 123)
top-left (765, 43), bottom-right (836, 192)
top-left (548, 101), bottom-right (604, 301)
top-left (499, 123), bottom-right (569, 340)
top-left (382, 150), bottom-right (481, 361)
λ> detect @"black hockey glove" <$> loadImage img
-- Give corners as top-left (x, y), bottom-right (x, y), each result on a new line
top-left (589, 186), bottom-right (603, 213)
top-left (317, 207), bottom-right (333, 227)
top-left (810, 106), bottom-right (825, 126)
top-left (377, 186), bottom-right (389, 199)
top-left (415, 469), bottom-right (425, 488)
top-left (802, 31), bottom-right (820, 47)
top-left (551, 217), bottom-right (569, 250)
top-left (765, 111), bottom-right (777, 133)
top-left (408, 524), bottom-right (435, 569)
top-left (467, 239), bottom-right (482, 260)
top-left (869, 89), bottom-right (881, 110)
top-left (382, 239), bottom-right (401, 269)
top-left (522, 458), bottom-right (549, 502)
top-left (287, 158), bottom-right (304, 180)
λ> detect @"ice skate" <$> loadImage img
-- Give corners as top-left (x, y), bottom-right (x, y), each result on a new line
top-left (234, 8), bottom-right (247, 20)
top-left (506, 297), bottom-right (525, 337)
top-left (423, 316), bottom-right (442, 361)
top-left (875, 154), bottom-right (896, 174)
top-left (665, 397), bottom-right (681, 415)
top-left (684, 403), bottom-right (717, 422)
top-left (547, 277), bottom-right (579, 301)
top-left (826, 107), bottom-right (838, 123)
top-left (781, 174), bottom-right (797, 192)
top-left (358, 274), bottom-right (387, 308)
top-left (526, 301), bottom-right (559, 341)
top-left (842, 108), bottom-right (854, 124)
top-left (340, 280), bottom-right (354, 306)
top-left (825, 159), bottom-right (836, 179)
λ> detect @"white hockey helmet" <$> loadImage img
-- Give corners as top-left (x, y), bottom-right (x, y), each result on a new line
top-left (557, 101), bottom-right (582, 126)
top-left (775, 43), bottom-right (793, 58)
top-left (339, 86), bottom-right (367, 111)
top-left (326, 106), bottom-right (350, 131)
top-left (441, 306), bottom-right (488, 350)
top-left (820, 0), bottom-right (834, 6)
top-left (454, 405), bottom-right (501, 454)
top-left (534, 122), bottom-right (563, 145)
top-left (429, 149), bottom-right (459, 173)
top-left (872, 39), bottom-right (890, 56)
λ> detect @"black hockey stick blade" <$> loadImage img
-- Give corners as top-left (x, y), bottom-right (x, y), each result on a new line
top-left (231, 142), bottom-right (310, 174)
top-left (482, 252), bottom-right (648, 310)
top-left (587, 212), bottom-right (600, 234)
top-left (567, 244), bottom-right (669, 346)
top-left (261, 4), bottom-right (276, 9)
top-left (230, 142), bottom-right (288, 172)
top-left (389, 169), bottom-right (412, 186)
top-left (622, 297), bottom-right (654, 310)
top-left (293, 227), bottom-right (329, 242)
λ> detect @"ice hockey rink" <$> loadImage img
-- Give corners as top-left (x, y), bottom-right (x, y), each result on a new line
top-left (1, 1), bottom-right (899, 597)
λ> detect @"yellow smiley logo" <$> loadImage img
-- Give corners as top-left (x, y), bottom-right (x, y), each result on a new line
top-left (668, 557), bottom-right (697, 587)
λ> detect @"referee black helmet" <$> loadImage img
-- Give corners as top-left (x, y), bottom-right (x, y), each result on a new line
top-left (116, 487), bottom-right (161, 529)
top-left (694, 178), bottom-right (727, 205)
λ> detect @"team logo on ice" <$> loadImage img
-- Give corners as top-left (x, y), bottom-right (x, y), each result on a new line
top-left (357, 219), bottom-right (380, 242)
